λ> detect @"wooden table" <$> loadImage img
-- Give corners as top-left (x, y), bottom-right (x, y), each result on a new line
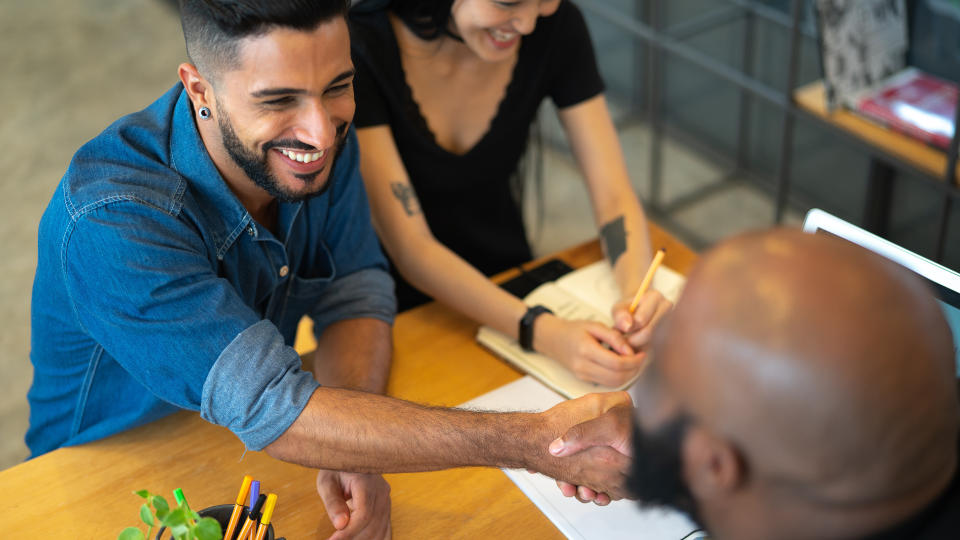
top-left (0, 225), bottom-right (696, 539)
top-left (793, 80), bottom-right (959, 185)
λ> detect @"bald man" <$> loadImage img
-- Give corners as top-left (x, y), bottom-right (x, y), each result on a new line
top-left (552, 229), bottom-right (960, 539)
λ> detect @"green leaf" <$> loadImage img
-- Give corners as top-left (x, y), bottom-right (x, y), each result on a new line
top-left (134, 490), bottom-right (150, 499)
top-left (118, 527), bottom-right (145, 540)
top-left (139, 504), bottom-right (155, 527)
top-left (194, 517), bottom-right (223, 540)
top-left (169, 521), bottom-right (191, 540)
top-left (161, 507), bottom-right (188, 529)
top-left (153, 495), bottom-right (170, 517)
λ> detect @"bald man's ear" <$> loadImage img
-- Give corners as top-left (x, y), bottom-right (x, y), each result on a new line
top-left (683, 425), bottom-right (745, 501)
top-left (178, 62), bottom-right (214, 111)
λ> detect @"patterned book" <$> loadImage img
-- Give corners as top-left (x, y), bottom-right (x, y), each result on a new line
top-left (814, 0), bottom-right (908, 110)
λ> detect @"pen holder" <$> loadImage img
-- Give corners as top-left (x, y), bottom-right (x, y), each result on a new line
top-left (154, 504), bottom-right (277, 540)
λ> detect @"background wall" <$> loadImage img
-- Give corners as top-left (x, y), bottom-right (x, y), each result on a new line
top-left (0, 0), bottom-right (186, 468)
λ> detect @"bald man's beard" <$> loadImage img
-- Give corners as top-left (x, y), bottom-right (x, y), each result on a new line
top-left (216, 104), bottom-right (348, 203)
top-left (626, 415), bottom-right (703, 528)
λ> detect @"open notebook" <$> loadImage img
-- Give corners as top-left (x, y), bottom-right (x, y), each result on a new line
top-left (477, 260), bottom-right (686, 398)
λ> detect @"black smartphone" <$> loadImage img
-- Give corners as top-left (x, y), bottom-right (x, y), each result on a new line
top-left (499, 258), bottom-right (574, 298)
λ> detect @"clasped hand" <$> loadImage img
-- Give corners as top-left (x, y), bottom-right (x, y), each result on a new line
top-left (549, 401), bottom-right (635, 505)
top-left (533, 391), bottom-right (636, 502)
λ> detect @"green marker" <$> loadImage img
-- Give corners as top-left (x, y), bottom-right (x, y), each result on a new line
top-left (173, 488), bottom-right (187, 507)
top-left (174, 488), bottom-right (195, 526)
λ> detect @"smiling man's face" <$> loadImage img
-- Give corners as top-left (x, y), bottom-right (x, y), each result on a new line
top-left (208, 17), bottom-right (355, 201)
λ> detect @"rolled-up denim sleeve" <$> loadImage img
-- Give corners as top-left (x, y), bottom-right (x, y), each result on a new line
top-left (201, 320), bottom-right (319, 450)
top-left (64, 201), bottom-right (315, 449)
top-left (310, 267), bottom-right (396, 339)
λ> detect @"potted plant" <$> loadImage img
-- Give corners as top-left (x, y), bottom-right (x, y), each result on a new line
top-left (118, 489), bottom-right (222, 540)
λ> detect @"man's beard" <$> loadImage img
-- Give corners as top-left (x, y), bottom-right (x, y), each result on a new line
top-left (216, 103), bottom-right (349, 203)
top-left (627, 414), bottom-right (704, 528)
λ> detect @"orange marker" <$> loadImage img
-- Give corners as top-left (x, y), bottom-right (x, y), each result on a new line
top-left (235, 494), bottom-right (266, 540)
top-left (628, 248), bottom-right (666, 314)
top-left (254, 493), bottom-right (277, 540)
top-left (223, 475), bottom-right (253, 540)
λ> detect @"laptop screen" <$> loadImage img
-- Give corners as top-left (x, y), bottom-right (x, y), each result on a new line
top-left (935, 290), bottom-right (960, 374)
top-left (802, 209), bottom-right (960, 374)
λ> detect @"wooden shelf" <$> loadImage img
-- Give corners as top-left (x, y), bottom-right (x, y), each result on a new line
top-left (793, 80), bottom-right (958, 186)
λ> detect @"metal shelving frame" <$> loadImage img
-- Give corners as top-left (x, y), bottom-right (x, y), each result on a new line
top-left (579, 0), bottom-right (960, 261)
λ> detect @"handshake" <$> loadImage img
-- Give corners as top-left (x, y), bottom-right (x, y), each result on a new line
top-left (526, 391), bottom-right (636, 505)
top-left (297, 387), bottom-right (640, 538)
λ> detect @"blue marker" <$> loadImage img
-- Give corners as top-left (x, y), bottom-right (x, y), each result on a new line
top-left (249, 480), bottom-right (260, 510)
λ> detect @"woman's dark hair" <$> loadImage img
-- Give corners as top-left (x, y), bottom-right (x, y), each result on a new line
top-left (388, 0), bottom-right (456, 40)
top-left (179, 0), bottom-right (350, 78)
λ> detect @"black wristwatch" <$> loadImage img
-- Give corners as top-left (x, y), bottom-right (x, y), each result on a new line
top-left (519, 305), bottom-right (553, 352)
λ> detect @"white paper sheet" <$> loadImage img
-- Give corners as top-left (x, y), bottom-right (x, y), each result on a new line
top-left (458, 376), bottom-right (703, 540)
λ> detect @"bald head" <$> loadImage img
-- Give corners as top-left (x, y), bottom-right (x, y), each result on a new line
top-left (649, 229), bottom-right (958, 536)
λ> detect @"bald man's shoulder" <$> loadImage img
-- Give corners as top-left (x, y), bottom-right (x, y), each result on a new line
top-left (859, 440), bottom-right (959, 539)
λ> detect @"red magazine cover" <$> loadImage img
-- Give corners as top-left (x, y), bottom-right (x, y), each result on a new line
top-left (856, 68), bottom-right (957, 150)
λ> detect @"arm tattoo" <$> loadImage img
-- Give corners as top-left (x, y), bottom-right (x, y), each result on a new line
top-left (390, 182), bottom-right (422, 217)
top-left (600, 216), bottom-right (627, 266)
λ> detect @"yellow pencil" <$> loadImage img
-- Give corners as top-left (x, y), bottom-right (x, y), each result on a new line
top-left (628, 248), bottom-right (666, 314)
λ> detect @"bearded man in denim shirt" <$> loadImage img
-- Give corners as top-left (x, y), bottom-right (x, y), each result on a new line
top-left (28, 1), bottom-right (638, 536)
top-left (29, 0), bottom-right (398, 532)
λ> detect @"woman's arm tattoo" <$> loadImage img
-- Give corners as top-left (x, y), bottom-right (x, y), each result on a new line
top-left (391, 182), bottom-right (422, 216)
top-left (600, 216), bottom-right (627, 266)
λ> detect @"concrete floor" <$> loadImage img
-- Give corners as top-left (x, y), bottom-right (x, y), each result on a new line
top-left (1, 0), bottom-right (186, 468)
top-left (0, 0), bottom-right (797, 470)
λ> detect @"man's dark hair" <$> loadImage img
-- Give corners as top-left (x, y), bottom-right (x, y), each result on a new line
top-left (386, 0), bottom-right (456, 40)
top-left (179, 0), bottom-right (350, 80)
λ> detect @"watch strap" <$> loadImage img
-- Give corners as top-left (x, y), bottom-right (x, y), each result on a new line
top-left (519, 305), bottom-right (553, 352)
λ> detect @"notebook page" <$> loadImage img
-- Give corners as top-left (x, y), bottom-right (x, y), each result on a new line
top-left (554, 260), bottom-right (686, 312)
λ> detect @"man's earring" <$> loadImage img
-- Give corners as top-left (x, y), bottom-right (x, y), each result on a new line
top-left (198, 106), bottom-right (211, 120)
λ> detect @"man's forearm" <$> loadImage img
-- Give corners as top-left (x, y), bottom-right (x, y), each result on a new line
top-left (264, 388), bottom-right (632, 496)
top-left (312, 318), bottom-right (392, 394)
top-left (266, 387), bottom-right (532, 471)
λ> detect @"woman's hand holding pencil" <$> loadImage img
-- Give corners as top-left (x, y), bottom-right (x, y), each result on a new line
top-left (534, 315), bottom-right (645, 388)
top-left (612, 249), bottom-right (674, 351)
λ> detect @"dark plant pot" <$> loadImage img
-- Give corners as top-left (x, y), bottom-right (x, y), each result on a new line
top-left (154, 504), bottom-right (277, 540)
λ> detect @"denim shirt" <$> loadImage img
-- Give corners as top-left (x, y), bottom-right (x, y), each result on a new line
top-left (27, 84), bottom-right (396, 457)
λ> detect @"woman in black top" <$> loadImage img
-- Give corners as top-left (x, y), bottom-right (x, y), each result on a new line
top-left (351, 0), bottom-right (671, 387)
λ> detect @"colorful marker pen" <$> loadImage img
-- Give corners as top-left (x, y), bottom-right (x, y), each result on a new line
top-left (235, 494), bottom-right (266, 540)
top-left (173, 488), bottom-right (195, 526)
top-left (223, 475), bottom-right (253, 540)
top-left (246, 481), bottom-right (261, 540)
top-left (254, 493), bottom-right (277, 540)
